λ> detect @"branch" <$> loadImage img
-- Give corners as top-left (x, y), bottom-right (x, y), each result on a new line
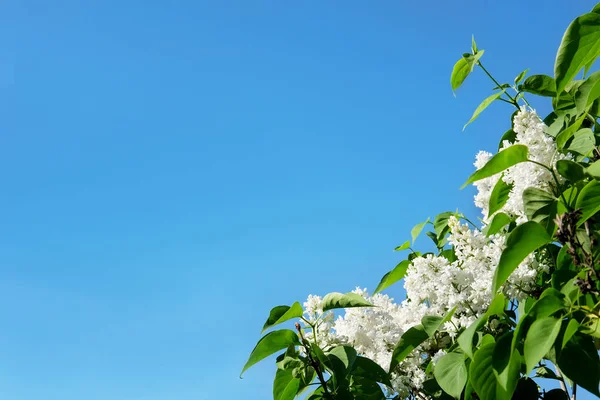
top-left (554, 365), bottom-right (571, 398)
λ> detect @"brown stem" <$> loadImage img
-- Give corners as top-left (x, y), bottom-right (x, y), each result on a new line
top-left (295, 323), bottom-right (333, 399)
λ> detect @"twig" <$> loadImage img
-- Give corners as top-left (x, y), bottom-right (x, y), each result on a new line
top-left (295, 323), bottom-right (333, 399)
top-left (555, 365), bottom-right (571, 398)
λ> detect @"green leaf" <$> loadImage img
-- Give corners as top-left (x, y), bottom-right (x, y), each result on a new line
top-left (519, 74), bottom-right (557, 97)
top-left (422, 307), bottom-right (457, 337)
top-left (556, 160), bottom-right (587, 182)
top-left (389, 325), bottom-right (429, 371)
top-left (326, 345), bottom-right (357, 384)
top-left (347, 379), bottom-right (385, 400)
top-left (262, 303), bottom-right (304, 333)
top-left (241, 330), bottom-right (300, 376)
top-left (492, 221), bottom-right (551, 293)
top-left (458, 294), bottom-right (505, 358)
top-left (555, 11), bottom-right (600, 94)
top-left (462, 145), bottom-right (529, 189)
top-left (434, 352), bottom-right (468, 399)
top-left (451, 51), bottom-right (484, 92)
top-left (575, 70), bottom-right (600, 113)
top-left (499, 129), bottom-right (517, 150)
top-left (273, 369), bottom-right (301, 400)
top-left (580, 317), bottom-right (600, 338)
top-left (523, 317), bottom-right (562, 373)
top-left (534, 289), bottom-right (566, 315)
top-left (513, 378), bottom-right (539, 400)
top-left (310, 344), bottom-right (329, 372)
top-left (575, 179), bottom-right (600, 225)
top-left (492, 332), bottom-right (521, 397)
top-left (411, 217), bottom-right (430, 245)
top-left (374, 260), bottom-right (410, 294)
top-left (463, 90), bottom-right (505, 130)
top-left (514, 69), bottom-right (529, 85)
top-left (556, 245), bottom-right (573, 271)
top-left (556, 114), bottom-right (587, 149)
top-left (433, 211), bottom-right (457, 239)
top-left (426, 231), bottom-right (439, 247)
top-left (512, 292), bottom-right (566, 355)
top-left (586, 159), bottom-right (600, 178)
top-left (488, 177), bottom-right (512, 217)
top-left (481, 334), bottom-right (496, 347)
top-left (327, 346), bottom-right (356, 370)
top-left (321, 292), bottom-right (373, 312)
top-left (306, 386), bottom-right (325, 400)
top-left (522, 187), bottom-right (558, 235)
top-left (535, 366), bottom-right (560, 380)
top-left (469, 343), bottom-right (513, 400)
top-left (352, 356), bottom-right (392, 387)
top-left (558, 334), bottom-right (600, 396)
top-left (394, 240), bottom-right (411, 251)
top-left (464, 379), bottom-right (476, 400)
top-left (544, 111), bottom-right (568, 137)
top-left (486, 212), bottom-right (512, 236)
top-left (562, 319), bottom-right (580, 349)
top-left (494, 345), bottom-right (521, 397)
top-left (471, 35), bottom-right (478, 53)
top-left (422, 378), bottom-right (454, 400)
top-left (566, 79), bottom-right (586, 94)
top-left (568, 128), bottom-right (596, 156)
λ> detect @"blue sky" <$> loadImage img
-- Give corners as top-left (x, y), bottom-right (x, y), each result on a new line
top-left (0, 1), bottom-right (597, 399)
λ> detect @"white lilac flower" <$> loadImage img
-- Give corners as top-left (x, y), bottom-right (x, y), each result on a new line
top-left (302, 289), bottom-right (432, 394)
top-left (474, 106), bottom-right (566, 224)
top-left (431, 349), bottom-right (447, 366)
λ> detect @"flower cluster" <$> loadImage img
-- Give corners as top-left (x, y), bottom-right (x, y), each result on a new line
top-left (474, 106), bottom-right (566, 223)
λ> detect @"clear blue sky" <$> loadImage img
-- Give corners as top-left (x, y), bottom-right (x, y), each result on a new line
top-left (1, 1), bottom-right (597, 399)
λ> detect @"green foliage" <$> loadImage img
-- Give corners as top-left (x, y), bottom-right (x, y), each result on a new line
top-left (485, 212), bottom-right (512, 236)
top-left (433, 352), bottom-right (468, 398)
top-left (263, 303), bottom-right (304, 333)
top-left (522, 188), bottom-right (558, 235)
top-left (457, 294), bottom-right (505, 359)
top-left (558, 334), bottom-right (600, 396)
top-left (451, 51), bottom-right (484, 92)
top-left (273, 369), bottom-right (301, 400)
top-left (556, 160), bottom-right (587, 182)
top-left (555, 9), bottom-right (600, 94)
top-left (575, 70), bottom-right (600, 113)
top-left (411, 217), bottom-right (430, 245)
top-left (321, 292), bottom-right (373, 312)
top-left (241, 330), bottom-right (301, 376)
top-left (394, 240), bottom-right (411, 251)
top-left (492, 222), bottom-right (551, 293)
top-left (463, 90), bottom-right (505, 130)
top-left (374, 260), bottom-right (410, 294)
top-left (389, 325), bottom-right (429, 371)
top-left (556, 114), bottom-right (586, 149)
top-left (523, 317), bottom-right (562, 373)
top-left (461, 145), bottom-right (528, 189)
top-left (519, 74), bottom-right (557, 97)
top-left (568, 128), bottom-right (596, 156)
top-left (514, 69), bottom-right (529, 85)
top-left (469, 342), bottom-right (515, 400)
top-left (575, 179), bottom-right (600, 225)
top-left (488, 177), bottom-right (512, 217)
